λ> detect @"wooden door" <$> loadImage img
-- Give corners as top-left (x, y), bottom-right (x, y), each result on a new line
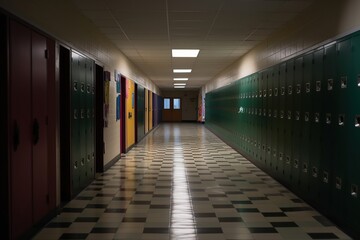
top-left (31, 31), bottom-right (49, 223)
top-left (125, 78), bottom-right (135, 149)
top-left (9, 20), bottom-right (33, 239)
top-left (149, 91), bottom-right (153, 130)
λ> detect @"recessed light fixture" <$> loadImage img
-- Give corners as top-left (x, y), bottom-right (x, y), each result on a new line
top-left (172, 49), bottom-right (200, 58)
top-left (174, 83), bottom-right (186, 86)
top-left (173, 69), bottom-right (192, 73)
top-left (174, 86), bottom-right (185, 88)
top-left (174, 78), bottom-right (188, 81)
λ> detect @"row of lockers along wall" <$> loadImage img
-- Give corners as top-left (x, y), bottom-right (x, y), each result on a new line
top-left (70, 51), bottom-right (95, 194)
top-left (70, 52), bottom-right (162, 195)
top-left (206, 31), bottom-right (360, 238)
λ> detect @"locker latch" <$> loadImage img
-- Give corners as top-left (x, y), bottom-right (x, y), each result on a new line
top-left (336, 177), bottom-right (342, 190)
top-left (340, 76), bottom-right (347, 88)
top-left (355, 115), bottom-right (360, 127)
top-left (327, 79), bottom-right (333, 91)
top-left (351, 184), bottom-right (358, 198)
top-left (338, 114), bottom-right (345, 126)
top-left (312, 167), bottom-right (318, 178)
top-left (326, 114), bottom-right (331, 124)
top-left (323, 171), bottom-right (329, 183)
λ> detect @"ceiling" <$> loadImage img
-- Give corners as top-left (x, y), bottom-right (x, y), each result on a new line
top-left (73, 0), bottom-right (315, 90)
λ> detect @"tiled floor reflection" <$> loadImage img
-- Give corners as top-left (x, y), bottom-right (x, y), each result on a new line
top-left (34, 123), bottom-right (352, 240)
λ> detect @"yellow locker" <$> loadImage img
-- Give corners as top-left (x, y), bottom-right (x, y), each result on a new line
top-left (126, 78), bottom-right (135, 149)
top-left (149, 91), bottom-right (153, 130)
top-left (145, 89), bottom-right (149, 133)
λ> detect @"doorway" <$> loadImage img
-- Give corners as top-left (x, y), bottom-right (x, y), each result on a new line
top-left (162, 97), bottom-right (182, 122)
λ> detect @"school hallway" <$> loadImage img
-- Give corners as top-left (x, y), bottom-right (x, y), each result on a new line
top-left (34, 123), bottom-right (350, 240)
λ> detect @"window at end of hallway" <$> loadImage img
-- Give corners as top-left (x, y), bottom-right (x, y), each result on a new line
top-left (173, 98), bottom-right (181, 109)
top-left (164, 98), bottom-right (170, 109)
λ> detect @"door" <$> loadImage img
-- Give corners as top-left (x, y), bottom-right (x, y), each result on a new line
top-left (125, 78), bottom-right (135, 150)
top-left (9, 20), bottom-right (55, 239)
top-left (95, 64), bottom-right (104, 173)
top-left (31, 30), bottom-right (49, 223)
top-left (9, 19), bottom-right (33, 239)
top-left (136, 85), bottom-right (145, 141)
top-left (145, 89), bottom-right (149, 133)
top-left (149, 91), bottom-right (153, 130)
top-left (162, 97), bottom-right (182, 122)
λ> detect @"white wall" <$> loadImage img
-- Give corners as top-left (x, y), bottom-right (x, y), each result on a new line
top-left (204, 0), bottom-right (360, 93)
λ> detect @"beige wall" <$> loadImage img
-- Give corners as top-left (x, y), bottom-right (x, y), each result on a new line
top-left (204, 0), bottom-right (360, 93)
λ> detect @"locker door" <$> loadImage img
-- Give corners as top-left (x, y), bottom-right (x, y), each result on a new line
top-left (9, 20), bottom-right (32, 240)
top-left (271, 65), bottom-right (280, 175)
top-left (284, 60), bottom-right (294, 184)
top-left (347, 34), bottom-right (360, 234)
top-left (321, 43), bottom-right (336, 215)
top-left (267, 68), bottom-right (274, 172)
top-left (78, 55), bottom-right (87, 188)
top-left (71, 52), bottom-right (81, 194)
top-left (145, 89), bottom-right (149, 133)
top-left (300, 53), bottom-right (313, 200)
top-left (291, 57), bottom-right (303, 190)
top-left (333, 39), bottom-right (351, 223)
top-left (278, 62), bottom-right (286, 180)
top-left (85, 59), bottom-right (95, 182)
top-left (310, 48), bottom-right (328, 211)
top-left (31, 31), bottom-right (49, 223)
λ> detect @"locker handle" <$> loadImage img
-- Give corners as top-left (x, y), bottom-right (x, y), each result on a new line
top-left (33, 119), bottom-right (40, 145)
top-left (13, 120), bottom-right (20, 151)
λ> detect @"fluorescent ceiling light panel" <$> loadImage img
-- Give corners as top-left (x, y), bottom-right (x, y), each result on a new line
top-left (174, 86), bottom-right (185, 88)
top-left (172, 49), bottom-right (200, 57)
top-left (173, 69), bottom-right (192, 73)
top-left (174, 78), bottom-right (188, 81)
top-left (174, 83), bottom-right (186, 86)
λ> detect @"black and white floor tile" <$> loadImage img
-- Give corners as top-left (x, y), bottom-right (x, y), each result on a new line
top-left (34, 123), bottom-right (352, 240)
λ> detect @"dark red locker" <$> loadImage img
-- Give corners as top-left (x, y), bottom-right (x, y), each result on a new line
top-left (9, 20), bottom-right (33, 239)
top-left (31, 31), bottom-right (49, 223)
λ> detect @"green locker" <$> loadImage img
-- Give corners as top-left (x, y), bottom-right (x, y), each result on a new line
top-left (291, 57), bottom-right (303, 190)
top-left (278, 62), bottom-right (287, 180)
top-left (255, 74), bottom-right (261, 162)
top-left (267, 68), bottom-right (274, 172)
top-left (78, 55), bottom-right (87, 189)
top-left (71, 52), bottom-right (81, 193)
top-left (271, 65), bottom-right (280, 175)
top-left (284, 59), bottom-right (294, 184)
top-left (70, 51), bottom-right (95, 195)
top-left (333, 38), bottom-right (351, 223)
top-left (261, 70), bottom-right (267, 167)
top-left (346, 34), bottom-right (360, 234)
top-left (300, 52), bottom-right (313, 200)
top-left (309, 48), bottom-right (324, 207)
top-left (85, 58), bottom-right (95, 182)
top-left (204, 28), bottom-right (360, 239)
top-left (321, 43), bottom-right (337, 215)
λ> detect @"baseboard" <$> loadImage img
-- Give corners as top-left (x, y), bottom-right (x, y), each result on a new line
top-left (104, 153), bottom-right (121, 171)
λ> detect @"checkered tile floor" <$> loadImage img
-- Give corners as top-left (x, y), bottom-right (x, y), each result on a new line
top-left (34, 123), bottom-right (352, 240)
